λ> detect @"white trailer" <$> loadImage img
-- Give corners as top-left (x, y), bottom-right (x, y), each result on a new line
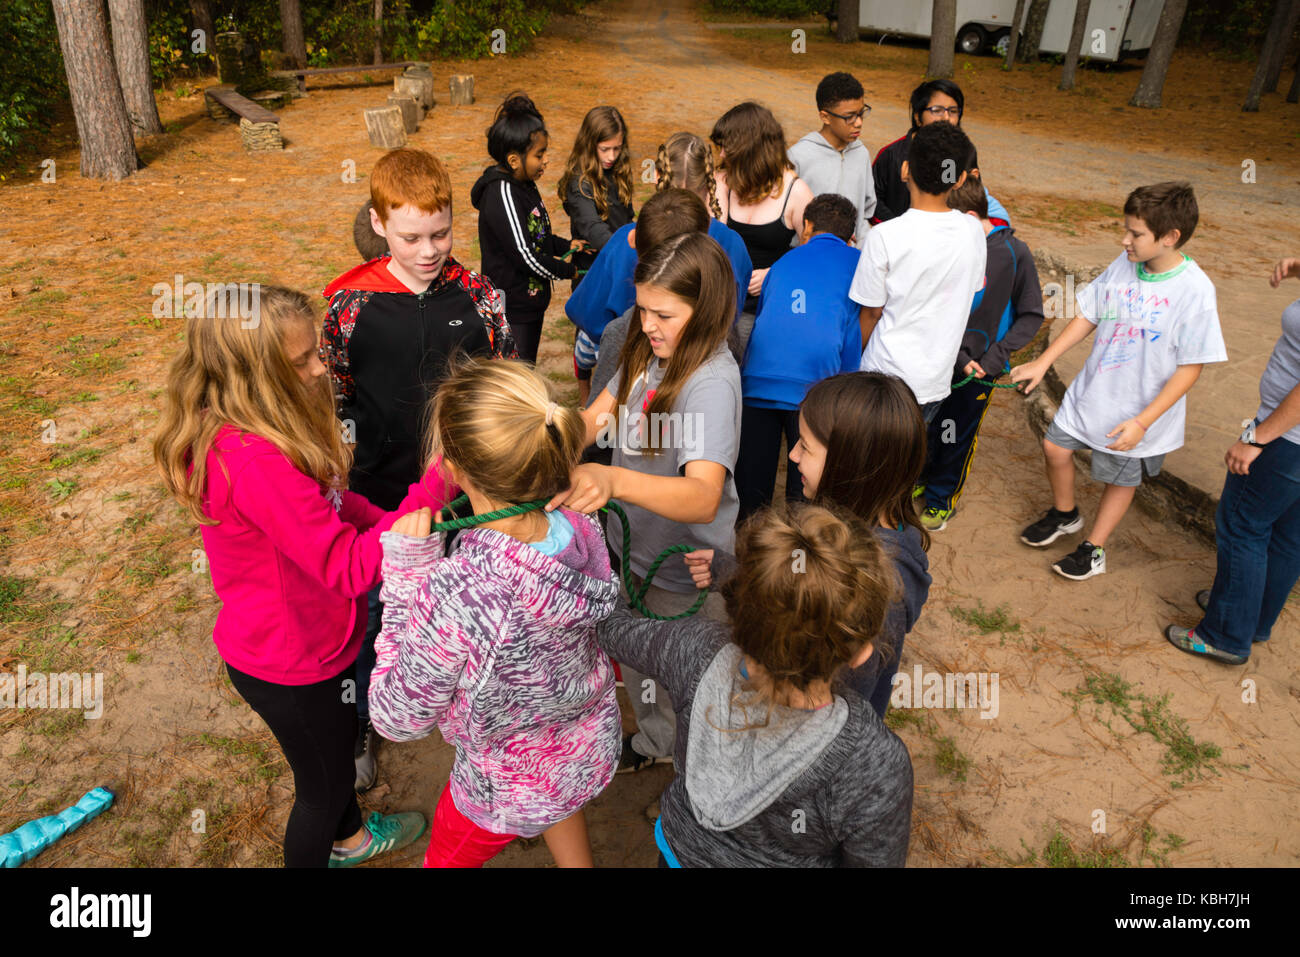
top-left (856, 0), bottom-right (1164, 63)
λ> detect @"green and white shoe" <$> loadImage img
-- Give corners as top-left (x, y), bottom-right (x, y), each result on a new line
top-left (328, 811), bottom-right (427, 868)
top-left (921, 507), bottom-right (953, 531)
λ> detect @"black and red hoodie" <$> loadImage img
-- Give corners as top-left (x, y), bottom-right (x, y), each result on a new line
top-left (321, 255), bottom-right (516, 511)
top-left (470, 165), bottom-right (575, 320)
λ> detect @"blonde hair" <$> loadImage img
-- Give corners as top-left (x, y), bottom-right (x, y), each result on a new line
top-left (428, 357), bottom-right (585, 504)
top-left (153, 285), bottom-right (350, 525)
top-left (654, 132), bottom-right (723, 219)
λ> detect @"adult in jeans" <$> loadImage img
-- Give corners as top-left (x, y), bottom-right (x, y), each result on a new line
top-left (1167, 256), bottom-right (1300, 663)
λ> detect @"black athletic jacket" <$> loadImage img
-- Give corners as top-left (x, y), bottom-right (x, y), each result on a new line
top-left (470, 165), bottom-right (575, 317)
top-left (871, 134), bottom-right (910, 224)
top-left (954, 225), bottom-right (1045, 379)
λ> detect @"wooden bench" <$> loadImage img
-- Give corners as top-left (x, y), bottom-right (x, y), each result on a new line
top-left (203, 85), bottom-right (282, 151)
top-left (272, 61), bottom-right (421, 95)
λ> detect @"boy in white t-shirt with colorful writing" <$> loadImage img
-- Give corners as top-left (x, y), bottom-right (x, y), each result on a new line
top-left (1011, 182), bottom-right (1227, 581)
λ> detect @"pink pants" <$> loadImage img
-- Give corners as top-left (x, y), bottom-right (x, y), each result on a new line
top-left (423, 783), bottom-right (518, 868)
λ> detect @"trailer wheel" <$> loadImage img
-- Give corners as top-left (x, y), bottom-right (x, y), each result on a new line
top-left (957, 24), bottom-right (987, 55)
top-left (993, 29), bottom-right (1011, 58)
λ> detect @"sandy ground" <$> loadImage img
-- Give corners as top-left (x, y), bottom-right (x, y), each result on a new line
top-left (0, 0), bottom-right (1296, 868)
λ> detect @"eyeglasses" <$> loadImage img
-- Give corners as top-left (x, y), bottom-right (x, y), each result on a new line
top-left (922, 106), bottom-right (962, 118)
top-left (824, 105), bottom-right (871, 122)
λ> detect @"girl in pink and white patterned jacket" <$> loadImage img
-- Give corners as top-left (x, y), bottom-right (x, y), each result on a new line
top-left (369, 357), bottom-right (620, 868)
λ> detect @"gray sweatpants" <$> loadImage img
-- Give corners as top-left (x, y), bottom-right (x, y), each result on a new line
top-left (622, 577), bottom-right (727, 759)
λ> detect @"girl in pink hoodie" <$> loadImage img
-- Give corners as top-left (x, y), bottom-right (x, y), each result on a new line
top-left (369, 357), bottom-right (621, 868)
top-left (153, 284), bottom-right (451, 868)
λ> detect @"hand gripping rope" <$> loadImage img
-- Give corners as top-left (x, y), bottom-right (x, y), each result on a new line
top-left (430, 494), bottom-right (707, 621)
top-left (950, 372), bottom-right (1022, 391)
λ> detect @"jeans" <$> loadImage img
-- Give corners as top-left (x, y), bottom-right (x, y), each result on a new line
top-left (920, 399), bottom-right (943, 425)
top-left (1196, 437), bottom-right (1300, 657)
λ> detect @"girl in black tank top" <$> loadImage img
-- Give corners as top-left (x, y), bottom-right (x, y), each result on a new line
top-left (727, 177), bottom-right (797, 271)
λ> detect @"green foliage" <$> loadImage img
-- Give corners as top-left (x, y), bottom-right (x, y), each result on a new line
top-left (145, 3), bottom-right (213, 83)
top-left (406, 0), bottom-right (551, 60)
top-left (0, 0), bottom-right (65, 166)
top-left (707, 0), bottom-right (826, 17)
top-left (1180, 0), bottom-right (1284, 56)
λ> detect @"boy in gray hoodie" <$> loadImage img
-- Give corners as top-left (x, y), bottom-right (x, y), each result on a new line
top-left (788, 72), bottom-right (876, 246)
top-left (597, 503), bottom-right (913, 868)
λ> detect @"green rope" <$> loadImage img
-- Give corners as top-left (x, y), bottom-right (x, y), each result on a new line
top-left (431, 494), bottom-right (706, 621)
top-left (951, 372), bottom-right (1022, 390)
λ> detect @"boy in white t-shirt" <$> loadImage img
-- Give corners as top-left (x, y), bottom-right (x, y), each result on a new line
top-left (848, 121), bottom-right (986, 422)
top-left (1011, 182), bottom-right (1227, 581)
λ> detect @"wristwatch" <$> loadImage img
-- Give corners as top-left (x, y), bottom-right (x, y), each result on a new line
top-left (1240, 418), bottom-right (1265, 448)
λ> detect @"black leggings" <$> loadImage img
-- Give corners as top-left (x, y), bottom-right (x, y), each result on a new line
top-left (509, 311), bottom-right (545, 364)
top-left (226, 662), bottom-right (363, 867)
top-left (735, 404), bottom-right (804, 522)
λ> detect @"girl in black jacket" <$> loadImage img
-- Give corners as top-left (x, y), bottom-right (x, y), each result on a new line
top-left (557, 106), bottom-right (635, 287)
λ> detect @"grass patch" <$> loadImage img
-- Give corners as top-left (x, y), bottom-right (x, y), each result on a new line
top-left (45, 477), bottom-right (77, 500)
top-left (933, 735), bottom-right (971, 782)
top-left (1066, 672), bottom-right (1222, 784)
top-left (950, 600), bottom-right (1021, 636)
top-left (190, 732), bottom-right (285, 783)
top-left (46, 446), bottom-right (105, 470)
top-left (35, 711), bottom-right (84, 741)
top-left (1041, 829), bottom-right (1128, 868)
top-left (122, 551), bottom-right (175, 588)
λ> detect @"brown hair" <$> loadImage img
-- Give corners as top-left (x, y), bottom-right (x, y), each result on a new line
top-left (633, 188), bottom-right (710, 259)
top-left (153, 285), bottom-right (349, 525)
top-left (709, 102), bottom-right (793, 207)
top-left (557, 105), bottom-right (633, 219)
top-left (1124, 181), bottom-right (1197, 248)
top-left (947, 170), bottom-right (989, 219)
top-left (428, 356), bottom-right (585, 504)
top-left (655, 132), bottom-right (723, 219)
top-left (616, 232), bottom-right (735, 454)
top-left (799, 372), bottom-right (929, 550)
top-left (721, 503), bottom-right (896, 701)
top-left (370, 148), bottom-right (454, 224)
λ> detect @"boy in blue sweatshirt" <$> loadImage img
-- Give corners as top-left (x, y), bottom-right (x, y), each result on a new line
top-left (735, 194), bottom-right (862, 520)
top-left (919, 174), bottom-right (1045, 531)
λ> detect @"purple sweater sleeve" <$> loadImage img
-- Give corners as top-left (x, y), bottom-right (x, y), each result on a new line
top-left (368, 531), bottom-right (469, 742)
top-left (228, 449), bottom-right (386, 599)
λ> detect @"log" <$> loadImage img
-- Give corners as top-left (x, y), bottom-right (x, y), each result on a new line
top-left (364, 105), bottom-right (407, 148)
top-left (393, 75), bottom-right (428, 112)
top-left (449, 74), bottom-right (474, 105)
top-left (400, 65), bottom-right (434, 109)
top-left (386, 93), bottom-right (419, 132)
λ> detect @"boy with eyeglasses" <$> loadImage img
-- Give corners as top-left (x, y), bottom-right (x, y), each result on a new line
top-left (789, 72), bottom-right (876, 246)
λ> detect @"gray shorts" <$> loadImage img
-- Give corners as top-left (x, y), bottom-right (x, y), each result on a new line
top-left (1044, 420), bottom-right (1165, 488)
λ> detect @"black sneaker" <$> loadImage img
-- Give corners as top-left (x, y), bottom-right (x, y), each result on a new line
top-left (354, 718), bottom-right (379, 793)
top-left (1052, 541), bottom-right (1106, 581)
top-left (1020, 508), bottom-right (1084, 547)
top-left (615, 734), bottom-right (671, 775)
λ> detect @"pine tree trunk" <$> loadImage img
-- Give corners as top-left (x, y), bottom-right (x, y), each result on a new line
top-left (189, 0), bottom-right (215, 72)
top-left (1017, 0), bottom-right (1050, 63)
top-left (51, 0), bottom-right (141, 180)
top-left (374, 0), bottom-right (384, 65)
top-left (928, 0), bottom-right (956, 79)
top-left (1288, 50), bottom-right (1300, 102)
top-left (1004, 0), bottom-right (1028, 69)
top-left (1059, 0), bottom-right (1093, 90)
top-left (106, 0), bottom-right (163, 134)
top-left (836, 0), bottom-right (856, 43)
top-left (280, 0), bottom-right (307, 69)
top-left (1266, 0), bottom-right (1300, 91)
top-left (1130, 0), bottom-right (1189, 109)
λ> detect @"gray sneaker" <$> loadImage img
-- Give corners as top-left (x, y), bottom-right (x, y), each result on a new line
top-left (354, 718), bottom-right (379, 793)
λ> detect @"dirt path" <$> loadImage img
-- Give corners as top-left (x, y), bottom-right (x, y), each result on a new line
top-left (0, 0), bottom-right (1295, 868)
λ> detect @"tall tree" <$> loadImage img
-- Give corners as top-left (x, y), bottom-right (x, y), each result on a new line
top-left (1288, 50), bottom-right (1300, 102)
top-left (928, 0), bottom-right (956, 78)
top-left (1244, 0), bottom-right (1298, 110)
top-left (1059, 0), bottom-right (1093, 90)
top-left (188, 0), bottom-right (213, 70)
top-left (107, 0), bottom-right (163, 134)
top-left (1017, 0), bottom-right (1051, 63)
top-left (1130, 0), bottom-right (1188, 108)
top-left (373, 0), bottom-right (383, 64)
top-left (1004, 0), bottom-right (1028, 69)
top-left (51, 0), bottom-right (140, 179)
top-left (1264, 0), bottom-right (1300, 91)
top-left (280, 0), bottom-right (307, 69)
top-left (836, 0), bottom-right (856, 43)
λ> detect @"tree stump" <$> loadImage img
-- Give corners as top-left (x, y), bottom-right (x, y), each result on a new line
top-left (215, 31), bottom-right (244, 85)
top-left (386, 94), bottom-right (420, 132)
top-left (400, 66), bottom-right (435, 109)
top-left (364, 106), bottom-right (407, 148)
top-left (393, 75), bottom-right (427, 112)
top-left (240, 118), bottom-right (283, 151)
top-left (449, 75), bottom-right (474, 105)
top-left (353, 199), bottom-right (389, 261)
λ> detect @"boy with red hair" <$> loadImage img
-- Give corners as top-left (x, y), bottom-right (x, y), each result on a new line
top-left (321, 148), bottom-right (516, 792)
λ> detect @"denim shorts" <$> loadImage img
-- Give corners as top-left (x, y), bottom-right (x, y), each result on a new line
top-left (1044, 420), bottom-right (1165, 488)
